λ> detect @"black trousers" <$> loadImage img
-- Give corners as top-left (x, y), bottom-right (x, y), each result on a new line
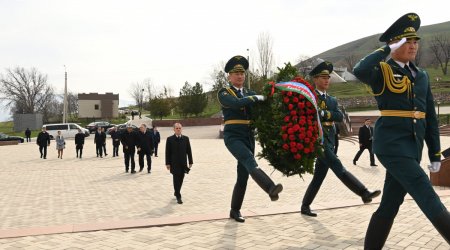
top-left (26, 136), bottom-right (31, 142)
top-left (124, 151), bottom-right (135, 171)
top-left (113, 144), bottom-right (120, 157)
top-left (96, 144), bottom-right (103, 157)
top-left (154, 143), bottom-right (159, 156)
top-left (172, 173), bottom-right (185, 199)
top-left (138, 152), bottom-right (152, 171)
top-left (39, 145), bottom-right (47, 158)
top-left (353, 143), bottom-right (375, 164)
top-left (103, 144), bottom-right (107, 155)
top-left (76, 145), bottom-right (83, 158)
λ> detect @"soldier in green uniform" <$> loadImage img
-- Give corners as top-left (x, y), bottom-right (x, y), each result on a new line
top-left (300, 61), bottom-right (381, 217)
top-left (218, 55), bottom-right (283, 223)
top-left (353, 13), bottom-right (450, 248)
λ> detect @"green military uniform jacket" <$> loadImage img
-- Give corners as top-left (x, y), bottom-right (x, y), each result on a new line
top-left (353, 45), bottom-right (440, 162)
top-left (217, 85), bottom-right (258, 130)
top-left (317, 91), bottom-right (343, 150)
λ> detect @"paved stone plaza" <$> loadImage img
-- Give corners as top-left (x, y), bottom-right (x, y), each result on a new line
top-left (0, 125), bottom-right (449, 249)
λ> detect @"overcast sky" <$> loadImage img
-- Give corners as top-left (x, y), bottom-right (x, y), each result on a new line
top-left (0, 0), bottom-right (449, 120)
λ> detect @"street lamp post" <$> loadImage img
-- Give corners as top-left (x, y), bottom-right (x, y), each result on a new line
top-left (140, 88), bottom-right (144, 119)
top-left (63, 65), bottom-right (68, 123)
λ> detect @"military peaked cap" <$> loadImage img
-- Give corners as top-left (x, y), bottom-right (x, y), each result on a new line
top-left (379, 13), bottom-right (421, 43)
top-left (309, 61), bottom-right (333, 77)
top-left (225, 55), bottom-right (249, 73)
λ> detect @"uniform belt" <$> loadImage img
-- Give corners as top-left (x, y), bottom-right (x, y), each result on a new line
top-left (224, 119), bottom-right (251, 125)
top-left (380, 110), bottom-right (426, 119)
top-left (322, 121), bottom-right (334, 127)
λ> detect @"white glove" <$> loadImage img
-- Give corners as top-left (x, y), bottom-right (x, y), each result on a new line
top-left (254, 95), bottom-right (266, 101)
top-left (428, 162), bottom-right (441, 173)
top-left (389, 37), bottom-right (407, 53)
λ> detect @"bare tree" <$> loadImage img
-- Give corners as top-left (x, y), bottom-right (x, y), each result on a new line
top-left (0, 67), bottom-right (54, 114)
top-left (129, 82), bottom-right (145, 106)
top-left (257, 32), bottom-right (274, 79)
top-left (143, 78), bottom-right (156, 103)
top-left (429, 35), bottom-right (450, 75)
top-left (344, 54), bottom-right (357, 71)
top-left (67, 91), bottom-right (78, 119)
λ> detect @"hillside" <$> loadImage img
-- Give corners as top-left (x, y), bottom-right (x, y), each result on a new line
top-left (311, 21), bottom-right (450, 68)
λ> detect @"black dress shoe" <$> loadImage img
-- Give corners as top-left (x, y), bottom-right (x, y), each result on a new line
top-left (131, 170), bottom-right (136, 174)
top-left (230, 209), bottom-right (245, 222)
top-left (300, 206), bottom-right (317, 217)
top-left (353, 160), bottom-right (357, 165)
top-left (148, 169), bottom-right (151, 174)
top-left (370, 164), bottom-right (378, 167)
top-left (177, 198), bottom-right (183, 204)
top-left (362, 190), bottom-right (381, 204)
top-left (139, 168), bottom-right (143, 172)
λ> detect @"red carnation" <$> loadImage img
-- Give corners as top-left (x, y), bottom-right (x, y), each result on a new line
top-left (289, 135), bottom-right (296, 141)
top-left (290, 147), bottom-right (298, 153)
top-left (296, 143), bottom-right (304, 150)
top-left (287, 123), bottom-right (293, 127)
top-left (290, 110), bottom-right (297, 116)
top-left (299, 119), bottom-right (306, 126)
top-left (287, 128), bottom-right (294, 135)
top-left (299, 133), bottom-right (306, 140)
top-left (293, 124), bottom-right (300, 131)
top-left (298, 102), bottom-right (305, 109)
top-left (281, 126), bottom-right (287, 131)
top-left (290, 142), bottom-right (296, 148)
top-left (304, 138), bottom-right (310, 143)
top-left (283, 97), bottom-right (290, 103)
top-left (293, 97), bottom-right (299, 103)
top-left (306, 131), bottom-right (313, 137)
top-left (299, 95), bottom-right (305, 99)
top-left (304, 148), bottom-right (311, 154)
top-left (282, 134), bottom-right (288, 140)
top-left (306, 102), bottom-right (312, 107)
top-left (288, 104), bottom-right (294, 110)
top-left (287, 91), bottom-right (293, 96)
top-left (294, 154), bottom-right (302, 160)
top-left (284, 116), bottom-right (290, 122)
top-left (282, 143), bottom-right (289, 150)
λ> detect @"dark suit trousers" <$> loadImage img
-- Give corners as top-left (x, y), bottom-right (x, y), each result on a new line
top-left (113, 145), bottom-right (119, 157)
top-left (375, 155), bottom-right (445, 221)
top-left (96, 144), bottom-right (103, 157)
top-left (39, 145), bottom-right (47, 158)
top-left (124, 151), bottom-right (135, 171)
top-left (138, 152), bottom-right (151, 170)
top-left (154, 143), bottom-right (159, 156)
top-left (353, 143), bottom-right (375, 164)
top-left (173, 173), bottom-right (185, 199)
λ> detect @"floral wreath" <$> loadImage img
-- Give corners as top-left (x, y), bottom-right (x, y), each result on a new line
top-left (252, 76), bottom-right (323, 177)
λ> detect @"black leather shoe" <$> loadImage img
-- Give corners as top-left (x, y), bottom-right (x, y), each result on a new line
top-left (125, 169), bottom-right (129, 173)
top-left (177, 198), bottom-right (183, 204)
top-left (230, 209), bottom-right (245, 222)
top-left (300, 205), bottom-right (317, 217)
top-left (148, 169), bottom-right (151, 174)
top-left (362, 190), bottom-right (381, 204)
top-left (353, 160), bottom-right (357, 165)
top-left (370, 164), bottom-right (378, 167)
top-left (131, 170), bottom-right (136, 174)
top-left (139, 168), bottom-right (143, 172)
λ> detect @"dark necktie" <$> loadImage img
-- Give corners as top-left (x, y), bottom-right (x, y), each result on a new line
top-left (237, 89), bottom-right (243, 97)
top-left (404, 64), bottom-right (412, 75)
top-left (322, 93), bottom-right (326, 99)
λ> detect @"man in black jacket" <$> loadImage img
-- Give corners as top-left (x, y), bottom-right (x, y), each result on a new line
top-left (37, 127), bottom-right (51, 159)
top-left (165, 123), bottom-right (193, 204)
top-left (75, 129), bottom-right (85, 158)
top-left (137, 124), bottom-right (154, 173)
top-left (152, 125), bottom-right (161, 157)
top-left (109, 126), bottom-right (121, 157)
top-left (353, 119), bottom-right (377, 166)
top-left (25, 128), bottom-right (31, 142)
top-left (94, 127), bottom-right (106, 158)
top-left (121, 124), bottom-right (138, 173)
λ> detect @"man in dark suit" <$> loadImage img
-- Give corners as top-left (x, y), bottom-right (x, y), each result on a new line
top-left (353, 119), bottom-right (377, 166)
top-left (137, 124), bottom-right (154, 173)
top-left (94, 127), bottom-right (106, 158)
top-left (36, 127), bottom-right (50, 159)
top-left (25, 128), bottom-right (31, 142)
top-left (75, 129), bottom-right (85, 158)
top-left (109, 126), bottom-right (121, 157)
top-left (354, 13), bottom-right (449, 248)
top-left (152, 125), bottom-right (161, 157)
top-left (121, 124), bottom-right (138, 173)
top-left (300, 61), bottom-right (380, 217)
top-left (165, 123), bottom-right (193, 204)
